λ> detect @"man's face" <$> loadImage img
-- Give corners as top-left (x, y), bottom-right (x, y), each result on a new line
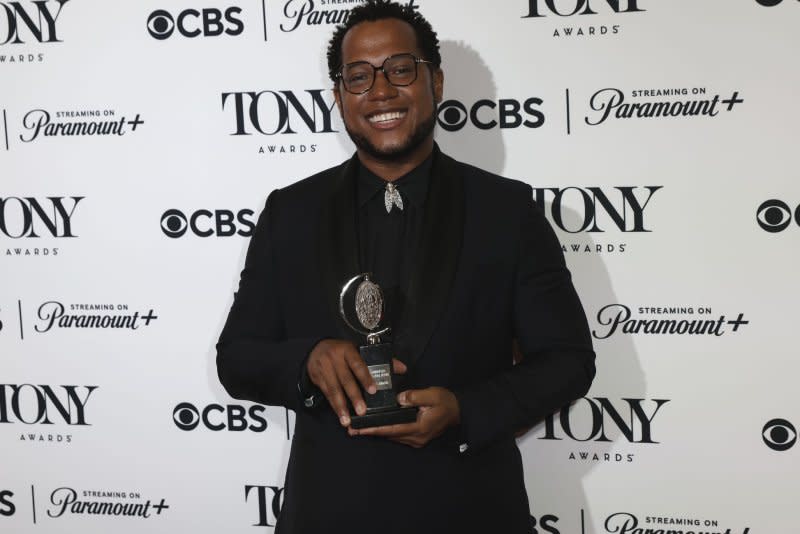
top-left (333, 18), bottom-right (443, 162)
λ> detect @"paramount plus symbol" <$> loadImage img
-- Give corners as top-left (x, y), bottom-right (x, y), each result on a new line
top-left (604, 512), bottom-right (750, 534)
top-left (280, 0), bottom-right (418, 33)
top-left (47, 488), bottom-right (169, 519)
top-left (585, 88), bottom-right (744, 126)
top-left (19, 109), bottom-right (144, 142)
top-left (34, 301), bottom-right (158, 332)
top-left (593, 304), bottom-right (749, 339)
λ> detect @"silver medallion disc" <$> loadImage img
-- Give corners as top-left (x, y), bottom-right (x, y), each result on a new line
top-left (355, 279), bottom-right (383, 331)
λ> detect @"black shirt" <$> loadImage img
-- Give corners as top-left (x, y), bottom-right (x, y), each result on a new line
top-left (298, 153), bottom-right (433, 404)
top-left (356, 154), bottom-right (432, 338)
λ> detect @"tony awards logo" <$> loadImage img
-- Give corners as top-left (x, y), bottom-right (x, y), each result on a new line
top-left (339, 274), bottom-right (416, 429)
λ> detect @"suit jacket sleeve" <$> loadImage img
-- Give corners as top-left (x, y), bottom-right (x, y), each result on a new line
top-left (216, 190), bottom-right (319, 411)
top-left (454, 187), bottom-right (596, 451)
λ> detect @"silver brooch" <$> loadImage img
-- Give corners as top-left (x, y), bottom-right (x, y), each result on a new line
top-left (384, 182), bottom-right (403, 213)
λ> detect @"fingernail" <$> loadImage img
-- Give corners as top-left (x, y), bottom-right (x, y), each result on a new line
top-left (368, 385), bottom-right (377, 395)
top-left (398, 392), bottom-right (407, 405)
top-left (340, 415), bottom-right (350, 426)
top-left (356, 402), bottom-right (366, 415)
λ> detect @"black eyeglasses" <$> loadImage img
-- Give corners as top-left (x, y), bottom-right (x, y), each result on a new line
top-left (336, 53), bottom-right (434, 95)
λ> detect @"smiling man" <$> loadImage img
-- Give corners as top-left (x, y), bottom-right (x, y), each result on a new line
top-left (216, 2), bottom-right (595, 533)
top-left (332, 16), bottom-right (442, 179)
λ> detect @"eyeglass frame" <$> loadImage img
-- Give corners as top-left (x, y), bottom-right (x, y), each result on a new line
top-left (335, 53), bottom-right (436, 95)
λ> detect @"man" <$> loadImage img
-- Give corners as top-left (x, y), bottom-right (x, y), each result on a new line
top-left (216, 1), bottom-right (595, 532)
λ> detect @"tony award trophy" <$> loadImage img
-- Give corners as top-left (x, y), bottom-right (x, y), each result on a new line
top-left (340, 274), bottom-right (418, 429)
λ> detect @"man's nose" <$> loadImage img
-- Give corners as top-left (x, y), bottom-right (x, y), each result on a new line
top-left (368, 70), bottom-right (398, 100)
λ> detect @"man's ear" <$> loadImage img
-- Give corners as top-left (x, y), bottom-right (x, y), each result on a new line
top-left (433, 68), bottom-right (444, 104)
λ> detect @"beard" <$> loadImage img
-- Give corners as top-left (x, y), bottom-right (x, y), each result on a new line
top-left (343, 104), bottom-right (438, 162)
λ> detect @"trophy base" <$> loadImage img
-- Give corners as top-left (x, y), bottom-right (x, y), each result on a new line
top-left (350, 406), bottom-right (418, 429)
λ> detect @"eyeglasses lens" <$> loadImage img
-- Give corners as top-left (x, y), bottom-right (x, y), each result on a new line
top-left (342, 54), bottom-right (418, 94)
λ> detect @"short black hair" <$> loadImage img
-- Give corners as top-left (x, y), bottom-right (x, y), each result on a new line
top-left (326, 0), bottom-right (441, 84)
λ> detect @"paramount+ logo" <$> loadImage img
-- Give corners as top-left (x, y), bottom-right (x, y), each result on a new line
top-left (0, 0), bottom-right (69, 45)
top-left (160, 208), bottom-right (255, 238)
top-left (437, 97), bottom-right (544, 132)
top-left (173, 402), bottom-right (267, 432)
top-left (147, 6), bottom-right (244, 40)
top-left (523, 0), bottom-right (645, 17)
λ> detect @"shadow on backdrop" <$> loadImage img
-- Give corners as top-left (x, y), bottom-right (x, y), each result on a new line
top-left (519, 203), bottom-right (645, 534)
top-left (435, 40), bottom-right (506, 175)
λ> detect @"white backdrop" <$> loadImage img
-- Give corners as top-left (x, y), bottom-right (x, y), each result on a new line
top-left (2, 1), bottom-right (799, 532)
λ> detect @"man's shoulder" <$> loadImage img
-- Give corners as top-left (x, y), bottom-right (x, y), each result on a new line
top-left (440, 151), bottom-right (531, 198)
top-left (275, 159), bottom-right (348, 201)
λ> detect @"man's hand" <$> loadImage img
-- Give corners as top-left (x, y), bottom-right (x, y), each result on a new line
top-left (348, 387), bottom-right (460, 448)
top-left (306, 339), bottom-right (407, 427)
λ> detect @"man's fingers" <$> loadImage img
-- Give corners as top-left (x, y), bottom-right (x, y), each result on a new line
top-left (318, 358), bottom-right (351, 426)
top-left (327, 388), bottom-right (351, 427)
top-left (344, 349), bottom-right (377, 395)
top-left (333, 356), bottom-right (367, 416)
top-left (397, 387), bottom-right (438, 407)
top-left (353, 421), bottom-right (418, 438)
top-left (392, 358), bottom-right (407, 374)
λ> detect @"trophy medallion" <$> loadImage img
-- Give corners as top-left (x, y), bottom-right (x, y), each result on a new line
top-left (339, 274), bottom-right (417, 429)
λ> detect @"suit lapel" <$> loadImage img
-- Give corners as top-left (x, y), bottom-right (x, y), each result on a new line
top-left (395, 148), bottom-right (464, 367)
top-left (317, 154), bottom-right (361, 343)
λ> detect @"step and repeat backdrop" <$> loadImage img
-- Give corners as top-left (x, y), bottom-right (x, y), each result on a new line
top-left (2, 0), bottom-right (798, 532)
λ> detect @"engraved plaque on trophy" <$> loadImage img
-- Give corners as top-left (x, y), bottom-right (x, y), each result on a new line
top-left (339, 274), bottom-right (418, 429)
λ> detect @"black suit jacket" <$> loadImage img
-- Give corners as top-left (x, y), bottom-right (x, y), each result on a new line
top-left (217, 148), bottom-right (595, 534)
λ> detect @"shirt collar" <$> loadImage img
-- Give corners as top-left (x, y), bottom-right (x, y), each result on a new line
top-left (356, 152), bottom-right (433, 210)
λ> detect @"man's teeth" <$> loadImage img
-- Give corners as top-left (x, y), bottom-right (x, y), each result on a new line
top-left (369, 111), bottom-right (405, 123)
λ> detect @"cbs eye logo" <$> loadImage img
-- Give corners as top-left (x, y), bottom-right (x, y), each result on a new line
top-left (161, 209), bottom-right (188, 238)
top-left (762, 418), bottom-right (796, 451)
top-left (756, 200), bottom-right (799, 233)
top-left (147, 7), bottom-right (244, 40)
top-left (160, 208), bottom-right (255, 238)
top-left (754, 0), bottom-right (787, 6)
top-left (173, 402), bottom-right (267, 432)
top-left (436, 97), bottom-right (545, 132)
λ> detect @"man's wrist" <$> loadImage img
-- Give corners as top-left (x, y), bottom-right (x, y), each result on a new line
top-left (446, 389), bottom-right (461, 427)
top-left (297, 339), bottom-right (325, 409)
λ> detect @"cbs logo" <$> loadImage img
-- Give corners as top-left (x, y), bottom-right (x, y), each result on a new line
top-left (762, 418), bottom-right (796, 451)
top-left (756, 200), bottom-right (799, 233)
top-left (173, 402), bottom-right (267, 432)
top-left (160, 208), bottom-right (255, 238)
top-left (437, 97), bottom-right (545, 132)
top-left (147, 7), bottom-right (244, 40)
